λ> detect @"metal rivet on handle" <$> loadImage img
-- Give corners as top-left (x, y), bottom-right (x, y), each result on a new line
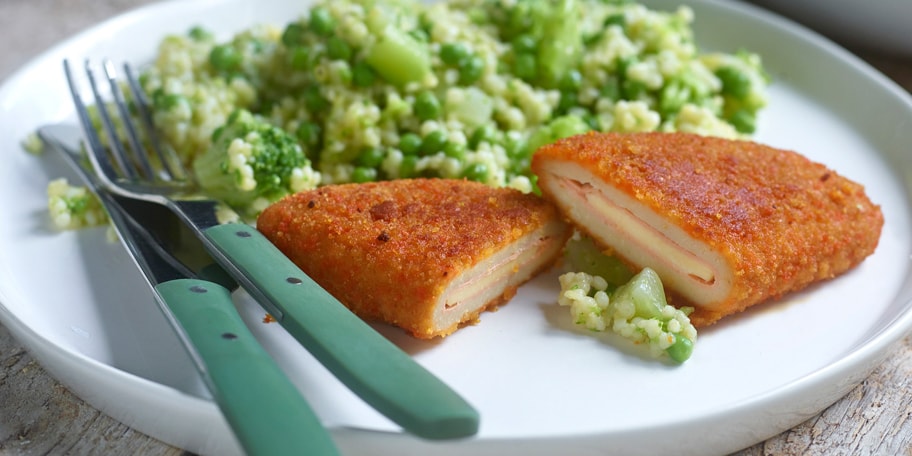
top-left (189, 285), bottom-right (208, 293)
top-left (221, 332), bottom-right (238, 340)
top-left (236, 230), bottom-right (252, 238)
top-left (286, 277), bottom-right (303, 285)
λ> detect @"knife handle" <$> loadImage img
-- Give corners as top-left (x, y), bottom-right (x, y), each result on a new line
top-left (202, 223), bottom-right (480, 440)
top-left (156, 279), bottom-right (339, 456)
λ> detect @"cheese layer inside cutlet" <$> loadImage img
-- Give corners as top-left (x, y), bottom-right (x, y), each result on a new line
top-left (434, 218), bottom-right (569, 333)
top-left (538, 161), bottom-right (734, 310)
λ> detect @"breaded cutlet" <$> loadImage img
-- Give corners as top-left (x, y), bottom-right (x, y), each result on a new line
top-left (532, 131), bottom-right (883, 326)
top-left (257, 178), bottom-right (572, 338)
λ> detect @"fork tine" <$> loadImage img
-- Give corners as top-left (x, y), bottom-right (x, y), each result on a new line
top-left (63, 59), bottom-right (123, 184)
top-left (102, 60), bottom-right (157, 180)
top-left (123, 62), bottom-right (189, 182)
top-left (83, 60), bottom-right (138, 180)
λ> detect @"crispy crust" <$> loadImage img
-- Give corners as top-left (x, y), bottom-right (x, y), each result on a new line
top-left (532, 131), bottom-right (884, 326)
top-left (257, 178), bottom-right (570, 338)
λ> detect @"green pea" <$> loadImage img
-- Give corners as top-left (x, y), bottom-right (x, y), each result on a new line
top-left (468, 124), bottom-right (498, 149)
top-left (582, 112), bottom-right (599, 130)
top-left (209, 44), bottom-right (241, 72)
top-left (728, 109), bottom-right (756, 134)
top-left (398, 132), bottom-right (422, 155)
top-left (603, 13), bottom-right (626, 29)
top-left (443, 141), bottom-right (466, 160)
top-left (467, 6), bottom-right (487, 23)
top-left (558, 69), bottom-right (583, 92)
top-left (188, 26), bottom-right (213, 42)
top-left (458, 55), bottom-right (484, 85)
top-left (440, 42), bottom-right (470, 66)
top-left (153, 91), bottom-right (188, 111)
top-left (399, 155), bottom-right (418, 178)
top-left (302, 86), bottom-right (328, 113)
top-left (226, 109), bottom-right (242, 124)
top-left (352, 61), bottom-right (375, 87)
top-left (326, 36), bottom-right (352, 61)
top-left (281, 23), bottom-right (306, 47)
top-left (511, 34), bottom-right (537, 54)
top-left (295, 121), bottom-right (322, 147)
top-left (616, 55), bottom-right (636, 75)
top-left (288, 46), bottom-right (315, 70)
top-left (356, 147), bottom-right (385, 168)
top-left (716, 66), bottom-right (751, 99)
top-left (414, 91), bottom-right (441, 121)
top-left (309, 6), bottom-right (335, 36)
top-left (461, 162), bottom-right (488, 182)
top-left (409, 29), bottom-right (429, 43)
top-left (513, 53), bottom-right (537, 80)
top-left (420, 130), bottom-right (448, 155)
top-left (557, 91), bottom-right (578, 113)
top-left (503, 134), bottom-right (526, 158)
top-left (666, 336), bottom-right (694, 363)
top-left (138, 72), bottom-right (151, 88)
top-left (211, 125), bottom-right (225, 142)
top-left (352, 166), bottom-right (378, 183)
top-left (622, 80), bottom-right (647, 99)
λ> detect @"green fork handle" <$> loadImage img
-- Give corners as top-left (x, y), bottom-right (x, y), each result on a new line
top-left (157, 278), bottom-right (339, 456)
top-left (202, 223), bottom-right (480, 440)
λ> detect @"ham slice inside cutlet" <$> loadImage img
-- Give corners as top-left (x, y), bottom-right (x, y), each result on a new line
top-left (532, 131), bottom-right (883, 327)
top-left (257, 178), bottom-right (572, 339)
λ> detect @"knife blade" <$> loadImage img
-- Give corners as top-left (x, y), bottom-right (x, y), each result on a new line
top-left (38, 125), bottom-right (339, 456)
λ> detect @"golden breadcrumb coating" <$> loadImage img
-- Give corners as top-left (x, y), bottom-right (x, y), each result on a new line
top-left (257, 178), bottom-right (571, 338)
top-left (532, 131), bottom-right (884, 326)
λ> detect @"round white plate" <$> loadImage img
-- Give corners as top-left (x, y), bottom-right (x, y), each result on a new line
top-left (748, 0), bottom-right (912, 57)
top-left (1, 0), bottom-right (911, 455)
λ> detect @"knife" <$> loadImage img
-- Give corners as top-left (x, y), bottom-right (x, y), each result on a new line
top-left (38, 126), bottom-right (339, 456)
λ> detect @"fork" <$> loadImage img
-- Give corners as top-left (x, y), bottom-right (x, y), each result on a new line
top-left (38, 124), bottom-right (339, 456)
top-left (64, 59), bottom-right (480, 440)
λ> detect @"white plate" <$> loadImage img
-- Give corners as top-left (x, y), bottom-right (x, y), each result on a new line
top-left (748, 0), bottom-right (912, 57)
top-left (1, 0), bottom-right (911, 455)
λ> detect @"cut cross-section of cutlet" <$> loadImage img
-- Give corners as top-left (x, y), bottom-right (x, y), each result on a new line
top-left (532, 131), bottom-right (883, 326)
top-left (257, 178), bottom-right (572, 338)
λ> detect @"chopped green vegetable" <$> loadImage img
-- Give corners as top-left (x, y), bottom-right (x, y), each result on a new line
top-left (558, 267), bottom-right (697, 363)
top-left (563, 234), bottom-right (633, 290)
top-left (366, 25), bottom-right (431, 86)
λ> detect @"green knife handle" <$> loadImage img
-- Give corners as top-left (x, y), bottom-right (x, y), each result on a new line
top-left (203, 224), bottom-right (480, 440)
top-left (156, 279), bottom-right (339, 456)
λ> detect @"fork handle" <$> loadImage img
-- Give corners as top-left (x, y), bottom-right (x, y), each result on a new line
top-left (202, 223), bottom-right (480, 440)
top-left (157, 279), bottom-right (339, 456)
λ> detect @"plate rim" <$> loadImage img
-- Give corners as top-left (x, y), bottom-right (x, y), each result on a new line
top-left (1, 0), bottom-right (911, 454)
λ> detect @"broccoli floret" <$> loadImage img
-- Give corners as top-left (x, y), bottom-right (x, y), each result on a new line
top-left (558, 266), bottom-right (697, 363)
top-left (192, 109), bottom-right (321, 215)
top-left (47, 178), bottom-right (109, 230)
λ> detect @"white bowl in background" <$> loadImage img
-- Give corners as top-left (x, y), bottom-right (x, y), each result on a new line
top-left (748, 0), bottom-right (912, 56)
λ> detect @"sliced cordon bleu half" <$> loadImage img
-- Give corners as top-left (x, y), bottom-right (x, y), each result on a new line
top-left (532, 131), bottom-right (883, 327)
top-left (257, 178), bottom-right (572, 339)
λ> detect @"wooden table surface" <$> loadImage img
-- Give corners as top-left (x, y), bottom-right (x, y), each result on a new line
top-left (1, 1), bottom-right (910, 454)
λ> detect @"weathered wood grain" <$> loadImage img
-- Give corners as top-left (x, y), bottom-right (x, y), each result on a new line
top-left (1, 1), bottom-right (910, 455)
